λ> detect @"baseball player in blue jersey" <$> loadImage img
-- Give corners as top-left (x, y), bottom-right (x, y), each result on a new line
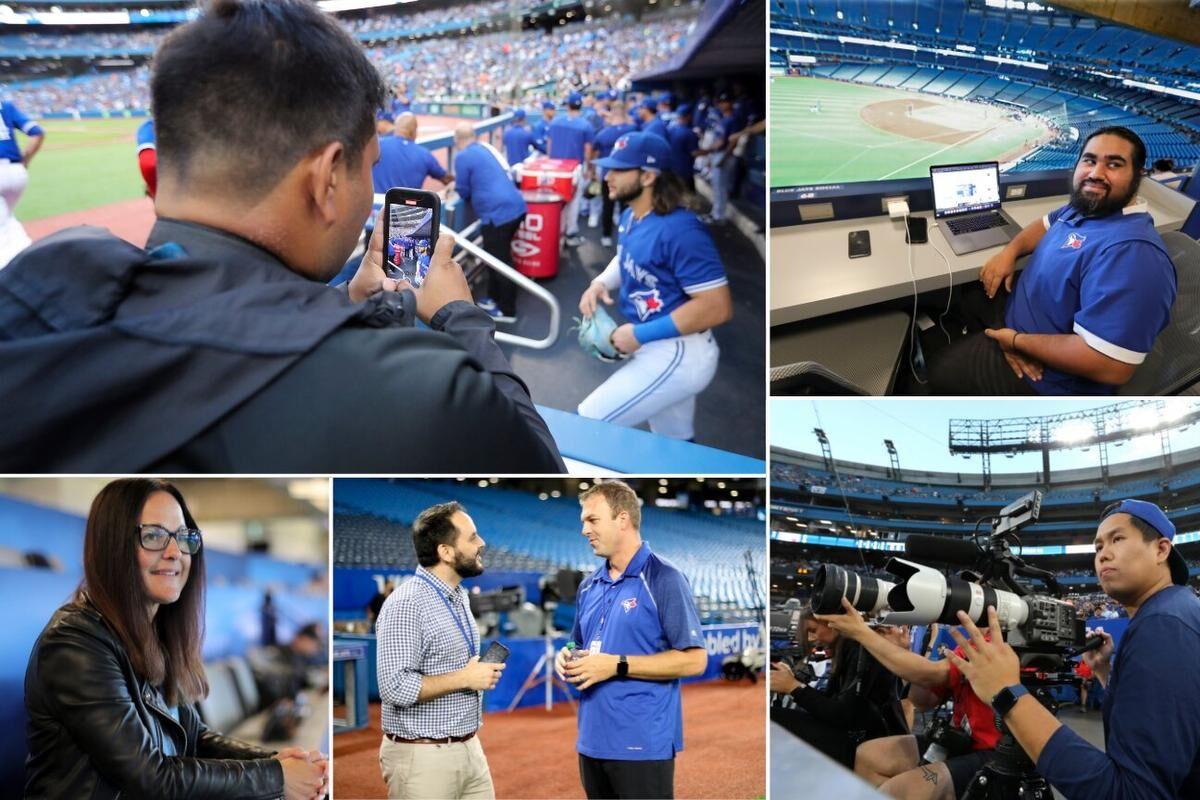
top-left (666, 105), bottom-right (699, 194)
top-left (532, 101), bottom-right (556, 154)
top-left (636, 98), bottom-right (669, 141)
top-left (576, 132), bottom-right (733, 442)
top-left (0, 98), bottom-right (44, 267)
top-left (555, 480), bottom-right (706, 800)
top-left (502, 108), bottom-right (537, 171)
top-left (548, 91), bottom-right (595, 246)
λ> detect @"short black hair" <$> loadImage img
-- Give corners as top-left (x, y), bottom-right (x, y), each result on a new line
top-left (1080, 126), bottom-right (1147, 173)
top-left (152, 0), bottom-right (386, 201)
top-left (1100, 502), bottom-right (1160, 543)
top-left (413, 501), bottom-right (467, 568)
top-left (1153, 158), bottom-right (1175, 172)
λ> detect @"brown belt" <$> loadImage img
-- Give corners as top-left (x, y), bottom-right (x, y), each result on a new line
top-left (386, 731), bottom-right (476, 745)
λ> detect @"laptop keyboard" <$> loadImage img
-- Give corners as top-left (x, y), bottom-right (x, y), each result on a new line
top-left (946, 214), bottom-right (1007, 235)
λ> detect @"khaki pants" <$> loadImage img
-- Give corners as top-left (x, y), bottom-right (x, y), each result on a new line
top-left (380, 735), bottom-right (495, 800)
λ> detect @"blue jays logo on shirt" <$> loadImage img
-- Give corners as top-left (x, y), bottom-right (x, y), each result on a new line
top-left (629, 289), bottom-right (664, 321)
top-left (1061, 233), bottom-right (1087, 250)
top-left (621, 597), bottom-right (638, 613)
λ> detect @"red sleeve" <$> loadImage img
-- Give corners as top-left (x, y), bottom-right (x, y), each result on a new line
top-left (138, 149), bottom-right (157, 199)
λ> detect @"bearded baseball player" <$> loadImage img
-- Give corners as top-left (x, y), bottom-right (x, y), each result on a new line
top-left (576, 132), bottom-right (733, 442)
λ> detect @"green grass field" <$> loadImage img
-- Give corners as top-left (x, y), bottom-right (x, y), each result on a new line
top-left (770, 76), bottom-right (1048, 187)
top-left (16, 117), bottom-right (147, 222)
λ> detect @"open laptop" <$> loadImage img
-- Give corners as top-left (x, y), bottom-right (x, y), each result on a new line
top-left (930, 161), bottom-right (1022, 255)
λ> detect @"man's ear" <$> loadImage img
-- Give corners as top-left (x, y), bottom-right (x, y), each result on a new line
top-left (305, 141), bottom-right (345, 226)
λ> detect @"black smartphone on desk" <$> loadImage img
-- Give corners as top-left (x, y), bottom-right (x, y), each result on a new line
top-left (905, 216), bottom-right (928, 244)
top-left (848, 230), bottom-right (871, 258)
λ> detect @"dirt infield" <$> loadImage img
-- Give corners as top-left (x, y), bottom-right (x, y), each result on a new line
top-left (860, 98), bottom-right (980, 145)
top-left (333, 680), bottom-right (766, 800)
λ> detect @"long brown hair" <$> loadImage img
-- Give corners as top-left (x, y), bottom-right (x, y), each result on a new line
top-left (649, 169), bottom-right (697, 215)
top-left (76, 478), bottom-right (208, 705)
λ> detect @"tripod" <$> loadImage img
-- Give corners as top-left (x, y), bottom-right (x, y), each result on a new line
top-left (961, 688), bottom-right (1055, 800)
top-left (506, 607), bottom-right (577, 712)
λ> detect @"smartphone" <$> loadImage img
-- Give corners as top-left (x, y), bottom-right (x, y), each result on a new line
top-left (382, 187), bottom-right (440, 287)
top-left (480, 641), bottom-right (511, 665)
top-left (848, 230), bottom-right (871, 259)
top-left (905, 216), bottom-right (928, 244)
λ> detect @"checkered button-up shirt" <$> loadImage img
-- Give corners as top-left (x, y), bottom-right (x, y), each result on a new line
top-left (376, 566), bottom-right (483, 738)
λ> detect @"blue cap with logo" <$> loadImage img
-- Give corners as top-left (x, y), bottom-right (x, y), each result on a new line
top-left (542, 100), bottom-right (556, 111)
top-left (1106, 499), bottom-right (1188, 585)
top-left (567, 91), bottom-right (583, 108)
top-left (595, 131), bottom-right (671, 173)
top-left (513, 108), bottom-right (526, 121)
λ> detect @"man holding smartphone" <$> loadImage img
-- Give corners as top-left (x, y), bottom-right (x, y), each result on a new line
top-left (940, 499), bottom-right (1200, 799)
top-left (0, 0), bottom-right (565, 473)
top-left (554, 480), bottom-right (708, 799)
top-left (377, 501), bottom-right (504, 800)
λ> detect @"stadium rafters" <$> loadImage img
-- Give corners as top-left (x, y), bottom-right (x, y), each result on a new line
top-left (949, 399), bottom-right (1200, 487)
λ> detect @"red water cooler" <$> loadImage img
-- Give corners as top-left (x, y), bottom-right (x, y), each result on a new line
top-left (512, 190), bottom-right (564, 278)
top-left (516, 158), bottom-right (580, 203)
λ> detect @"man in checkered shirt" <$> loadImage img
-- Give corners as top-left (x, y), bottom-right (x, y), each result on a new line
top-left (376, 501), bottom-right (505, 799)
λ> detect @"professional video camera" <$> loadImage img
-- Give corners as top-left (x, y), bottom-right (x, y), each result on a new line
top-left (808, 491), bottom-right (1103, 800)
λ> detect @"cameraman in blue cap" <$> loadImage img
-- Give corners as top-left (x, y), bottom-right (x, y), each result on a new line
top-left (942, 498), bottom-right (1200, 799)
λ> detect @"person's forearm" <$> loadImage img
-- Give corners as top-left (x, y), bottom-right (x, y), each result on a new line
top-left (1004, 695), bottom-right (1063, 764)
top-left (852, 629), bottom-right (949, 689)
top-left (666, 287), bottom-right (732, 336)
top-left (594, 255), bottom-right (620, 292)
top-left (1012, 333), bottom-right (1135, 385)
top-left (627, 648), bottom-right (707, 680)
top-left (416, 669), bottom-right (467, 702)
top-left (23, 133), bottom-right (44, 164)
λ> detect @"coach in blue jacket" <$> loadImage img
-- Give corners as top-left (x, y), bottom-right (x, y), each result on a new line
top-left (555, 480), bottom-right (707, 800)
top-left (942, 499), bottom-right (1200, 800)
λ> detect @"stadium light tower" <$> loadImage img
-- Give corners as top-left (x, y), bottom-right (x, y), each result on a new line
top-left (884, 439), bottom-right (900, 480)
top-left (948, 400), bottom-right (1200, 485)
top-left (813, 427), bottom-right (833, 471)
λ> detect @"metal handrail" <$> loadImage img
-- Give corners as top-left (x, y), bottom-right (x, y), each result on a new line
top-left (445, 220), bottom-right (561, 350)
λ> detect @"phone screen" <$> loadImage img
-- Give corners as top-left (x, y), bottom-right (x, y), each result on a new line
top-left (385, 199), bottom-right (436, 286)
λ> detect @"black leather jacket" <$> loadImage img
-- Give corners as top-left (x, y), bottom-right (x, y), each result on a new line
top-left (23, 600), bottom-right (284, 799)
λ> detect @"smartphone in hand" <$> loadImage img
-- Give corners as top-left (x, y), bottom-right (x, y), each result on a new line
top-left (382, 188), bottom-right (441, 286)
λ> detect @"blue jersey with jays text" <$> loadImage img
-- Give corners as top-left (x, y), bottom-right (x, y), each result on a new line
top-left (547, 114), bottom-right (594, 161)
top-left (1004, 203), bottom-right (1175, 395)
top-left (0, 101), bottom-right (43, 162)
top-left (572, 543), bottom-right (705, 760)
top-left (615, 206), bottom-right (728, 323)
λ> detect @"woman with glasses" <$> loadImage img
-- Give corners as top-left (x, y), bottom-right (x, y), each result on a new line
top-left (23, 478), bottom-right (327, 800)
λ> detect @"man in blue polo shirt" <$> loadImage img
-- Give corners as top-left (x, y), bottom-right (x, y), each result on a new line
top-left (547, 91), bottom-right (595, 246)
top-left (371, 112), bottom-right (454, 194)
top-left (453, 123), bottom-right (527, 322)
top-left (927, 126), bottom-right (1176, 395)
top-left (502, 108), bottom-right (536, 171)
top-left (940, 499), bottom-right (1200, 800)
top-left (555, 480), bottom-right (707, 800)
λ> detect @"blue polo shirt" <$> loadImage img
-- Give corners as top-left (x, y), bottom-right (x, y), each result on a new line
top-left (1036, 585), bottom-right (1200, 799)
top-left (1004, 203), bottom-right (1175, 395)
top-left (0, 101), bottom-right (43, 162)
top-left (453, 142), bottom-right (526, 227)
top-left (371, 135), bottom-right (446, 193)
top-left (615, 207), bottom-right (728, 323)
top-left (547, 114), bottom-right (594, 161)
top-left (572, 542), bottom-right (704, 760)
top-left (666, 122), bottom-right (698, 177)
top-left (502, 124), bottom-right (536, 167)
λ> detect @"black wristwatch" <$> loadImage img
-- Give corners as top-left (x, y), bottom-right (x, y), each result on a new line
top-left (991, 684), bottom-right (1029, 717)
top-left (616, 655), bottom-right (629, 678)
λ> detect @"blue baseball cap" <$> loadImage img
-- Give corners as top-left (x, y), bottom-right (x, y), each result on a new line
top-left (1105, 499), bottom-right (1188, 585)
top-left (607, 89), bottom-right (620, 101)
top-left (675, 103), bottom-right (693, 118)
top-left (513, 108), bottom-right (526, 121)
top-left (542, 101), bottom-right (556, 111)
top-left (639, 97), bottom-right (658, 113)
top-left (595, 131), bottom-right (671, 173)
top-left (567, 91), bottom-right (583, 107)
top-left (658, 92), bottom-right (673, 107)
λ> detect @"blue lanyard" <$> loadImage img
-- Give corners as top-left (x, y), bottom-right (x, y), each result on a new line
top-left (417, 574), bottom-right (476, 658)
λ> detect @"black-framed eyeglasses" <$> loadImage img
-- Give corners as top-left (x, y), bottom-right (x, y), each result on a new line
top-left (137, 524), bottom-right (203, 555)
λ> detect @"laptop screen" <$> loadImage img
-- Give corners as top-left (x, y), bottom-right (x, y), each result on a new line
top-left (930, 162), bottom-right (1002, 218)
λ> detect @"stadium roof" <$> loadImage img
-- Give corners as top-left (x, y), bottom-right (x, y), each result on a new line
top-left (633, 0), bottom-right (763, 85)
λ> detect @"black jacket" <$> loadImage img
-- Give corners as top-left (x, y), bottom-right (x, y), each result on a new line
top-left (24, 600), bottom-right (283, 799)
top-left (0, 219), bottom-right (565, 472)
top-left (786, 639), bottom-right (908, 741)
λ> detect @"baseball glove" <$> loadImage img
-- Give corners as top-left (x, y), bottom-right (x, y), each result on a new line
top-left (573, 305), bottom-right (625, 363)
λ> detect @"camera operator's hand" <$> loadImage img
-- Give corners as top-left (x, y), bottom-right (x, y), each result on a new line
top-left (1082, 626), bottom-right (1115, 685)
top-left (769, 661), bottom-right (800, 695)
top-left (812, 597), bottom-right (872, 642)
top-left (941, 608), bottom-right (1020, 707)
